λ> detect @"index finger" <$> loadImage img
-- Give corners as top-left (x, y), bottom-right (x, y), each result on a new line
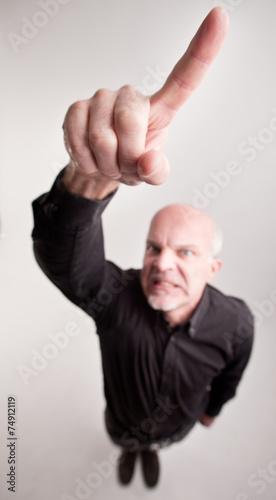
top-left (150, 7), bottom-right (229, 114)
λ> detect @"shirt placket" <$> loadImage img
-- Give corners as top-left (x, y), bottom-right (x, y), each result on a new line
top-left (159, 330), bottom-right (177, 397)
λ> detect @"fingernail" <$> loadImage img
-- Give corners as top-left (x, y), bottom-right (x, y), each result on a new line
top-left (138, 161), bottom-right (162, 179)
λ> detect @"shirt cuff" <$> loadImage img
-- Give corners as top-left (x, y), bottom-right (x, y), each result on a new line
top-left (32, 168), bottom-right (118, 232)
top-left (203, 404), bottom-right (222, 417)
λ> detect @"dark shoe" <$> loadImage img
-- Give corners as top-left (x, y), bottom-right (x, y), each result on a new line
top-left (118, 450), bottom-right (137, 485)
top-left (141, 449), bottom-right (160, 487)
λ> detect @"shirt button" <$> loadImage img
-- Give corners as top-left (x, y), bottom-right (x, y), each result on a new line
top-left (206, 385), bottom-right (211, 392)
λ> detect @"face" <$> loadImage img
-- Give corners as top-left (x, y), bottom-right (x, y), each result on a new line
top-left (140, 205), bottom-right (222, 325)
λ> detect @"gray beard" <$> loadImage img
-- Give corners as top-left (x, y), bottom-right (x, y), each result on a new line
top-left (147, 295), bottom-right (180, 312)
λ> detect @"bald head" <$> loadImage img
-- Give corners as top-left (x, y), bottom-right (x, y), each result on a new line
top-left (148, 204), bottom-right (223, 259)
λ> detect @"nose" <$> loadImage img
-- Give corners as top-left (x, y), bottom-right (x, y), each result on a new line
top-left (153, 248), bottom-right (176, 272)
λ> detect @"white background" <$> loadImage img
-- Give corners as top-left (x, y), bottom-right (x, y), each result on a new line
top-left (1, 0), bottom-right (276, 499)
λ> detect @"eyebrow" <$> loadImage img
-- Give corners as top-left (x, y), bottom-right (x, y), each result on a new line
top-left (146, 240), bottom-right (200, 250)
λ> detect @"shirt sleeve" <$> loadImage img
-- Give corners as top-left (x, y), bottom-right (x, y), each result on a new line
top-left (31, 168), bottom-right (117, 314)
top-left (204, 316), bottom-right (254, 417)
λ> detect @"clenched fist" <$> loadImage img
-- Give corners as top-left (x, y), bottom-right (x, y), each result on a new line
top-left (62, 7), bottom-right (229, 198)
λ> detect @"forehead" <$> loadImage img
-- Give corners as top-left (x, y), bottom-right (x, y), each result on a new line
top-left (148, 206), bottom-right (213, 248)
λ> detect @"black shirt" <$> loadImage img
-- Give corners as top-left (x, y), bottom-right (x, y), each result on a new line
top-left (32, 170), bottom-right (254, 447)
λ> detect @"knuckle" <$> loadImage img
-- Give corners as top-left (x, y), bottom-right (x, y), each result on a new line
top-left (118, 85), bottom-right (146, 109)
top-left (63, 100), bottom-right (88, 133)
top-left (115, 108), bottom-right (130, 129)
top-left (116, 109), bottom-right (145, 133)
top-left (89, 129), bottom-right (116, 151)
top-left (92, 88), bottom-right (114, 101)
top-left (66, 100), bottom-right (87, 120)
top-left (119, 155), bottom-right (139, 168)
top-left (119, 84), bottom-right (139, 95)
top-left (69, 139), bottom-right (88, 160)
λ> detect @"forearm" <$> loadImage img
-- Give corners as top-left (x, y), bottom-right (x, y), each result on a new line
top-left (205, 370), bottom-right (245, 417)
top-left (205, 335), bottom-right (254, 417)
top-left (62, 162), bottom-right (120, 200)
top-left (32, 169), bottom-right (116, 306)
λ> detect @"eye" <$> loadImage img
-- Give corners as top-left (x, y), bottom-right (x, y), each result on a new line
top-left (146, 244), bottom-right (160, 255)
top-left (180, 249), bottom-right (193, 257)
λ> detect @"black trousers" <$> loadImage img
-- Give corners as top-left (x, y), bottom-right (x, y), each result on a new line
top-left (105, 408), bottom-right (196, 452)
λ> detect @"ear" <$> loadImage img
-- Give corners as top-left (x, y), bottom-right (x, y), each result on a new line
top-left (207, 258), bottom-right (222, 281)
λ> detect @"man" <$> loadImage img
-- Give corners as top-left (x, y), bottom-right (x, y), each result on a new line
top-left (32, 8), bottom-right (254, 488)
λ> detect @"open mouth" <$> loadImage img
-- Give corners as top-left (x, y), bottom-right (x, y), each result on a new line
top-left (152, 279), bottom-right (178, 288)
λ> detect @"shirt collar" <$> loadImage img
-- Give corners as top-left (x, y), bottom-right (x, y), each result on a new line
top-left (156, 285), bottom-right (210, 337)
top-left (138, 269), bottom-right (211, 338)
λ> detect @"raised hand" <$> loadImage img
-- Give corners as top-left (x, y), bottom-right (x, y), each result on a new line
top-left (63, 7), bottom-right (229, 193)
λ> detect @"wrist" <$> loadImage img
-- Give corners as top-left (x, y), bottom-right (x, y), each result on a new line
top-left (62, 163), bottom-right (120, 200)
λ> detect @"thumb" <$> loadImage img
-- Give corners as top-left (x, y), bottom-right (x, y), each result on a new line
top-left (137, 150), bottom-right (170, 185)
